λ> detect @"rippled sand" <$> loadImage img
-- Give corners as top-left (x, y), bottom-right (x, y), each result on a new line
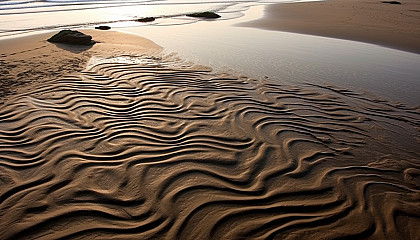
top-left (0, 53), bottom-right (419, 239)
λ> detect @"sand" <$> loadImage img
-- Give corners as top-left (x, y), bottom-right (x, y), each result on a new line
top-left (1, 11), bottom-right (420, 240)
top-left (240, 0), bottom-right (420, 54)
top-left (0, 30), bottom-right (162, 102)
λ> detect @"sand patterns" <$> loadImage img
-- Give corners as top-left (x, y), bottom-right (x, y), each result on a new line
top-left (0, 58), bottom-right (419, 239)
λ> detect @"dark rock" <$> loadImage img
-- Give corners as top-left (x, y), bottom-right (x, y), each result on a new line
top-left (186, 12), bottom-right (221, 19)
top-left (47, 30), bottom-right (95, 45)
top-left (136, 17), bottom-right (156, 22)
top-left (381, 0), bottom-right (401, 3)
top-left (95, 26), bottom-right (111, 30)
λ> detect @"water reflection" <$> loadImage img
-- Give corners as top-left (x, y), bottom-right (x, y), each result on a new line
top-left (124, 6), bottom-right (420, 105)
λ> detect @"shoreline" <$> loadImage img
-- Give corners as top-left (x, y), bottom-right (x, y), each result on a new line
top-left (240, 0), bottom-right (420, 54)
top-left (1, 0), bottom-right (420, 106)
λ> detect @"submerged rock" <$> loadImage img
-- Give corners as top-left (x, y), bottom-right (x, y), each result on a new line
top-left (95, 26), bottom-right (111, 30)
top-left (47, 30), bottom-right (95, 45)
top-left (136, 17), bottom-right (156, 22)
top-left (381, 1), bottom-right (401, 4)
top-left (186, 12), bottom-right (221, 19)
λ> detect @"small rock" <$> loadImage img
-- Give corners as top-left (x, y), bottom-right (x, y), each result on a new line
top-left (381, 1), bottom-right (402, 4)
top-left (95, 26), bottom-right (111, 30)
top-left (47, 30), bottom-right (95, 45)
top-left (136, 17), bottom-right (156, 22)
top-left (186, 12), bottom-right (221, 19)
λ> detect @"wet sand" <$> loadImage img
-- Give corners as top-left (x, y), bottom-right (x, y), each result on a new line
top-left (0, 29), bottom-right (419, 239)
top-left (240, 0), bottom-right (420, 54)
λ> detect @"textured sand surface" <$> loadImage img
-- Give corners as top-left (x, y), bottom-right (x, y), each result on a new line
top-left (240, 0), bottom-right (420, 54)
top-left (0, 31), bottom-right (419, 239)
top-left (0, 30), bottom-right (162, 102)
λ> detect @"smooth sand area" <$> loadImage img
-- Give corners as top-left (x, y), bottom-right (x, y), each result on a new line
top-left (240, 0), bottom-right (420, 54)
top-left (0, 24), bottom-right (419, 240)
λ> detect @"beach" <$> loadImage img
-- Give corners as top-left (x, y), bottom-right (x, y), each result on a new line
top-left (0, 0), bottom-right (419, 239)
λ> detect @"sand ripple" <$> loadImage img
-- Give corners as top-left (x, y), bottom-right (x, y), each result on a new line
top-left (0, 58), bottom-right (419, 239)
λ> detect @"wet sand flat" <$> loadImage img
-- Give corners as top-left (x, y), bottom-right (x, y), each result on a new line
top-left (240, 0), bottom-right (420, 54)
top-left (0, 30), bottom-right (419, 239)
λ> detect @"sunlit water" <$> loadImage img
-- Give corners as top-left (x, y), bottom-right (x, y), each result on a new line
top-left (0, 0), bottom-right (305, 37)
top-left (1, 0), bottom-right (419, 105)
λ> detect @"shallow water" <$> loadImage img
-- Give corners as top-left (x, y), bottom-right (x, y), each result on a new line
top-left (124, 6), bottom-right (420, 106)
top-left (0, 0), bottom-right (300, 37)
